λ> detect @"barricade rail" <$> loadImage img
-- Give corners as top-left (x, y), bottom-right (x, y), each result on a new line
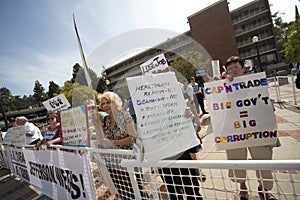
top-left (1, 144), bottom-right (300, 200)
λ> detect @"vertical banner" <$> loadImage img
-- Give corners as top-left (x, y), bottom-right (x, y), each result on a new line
top-left (211, 60), bottom-right (221, 78)
top-left (6, 147), bottom-right (96, 200)
top-left (140, 53), bottom-right (169, 74)
top-left (126, 72), bottom-right (200, 162)
top-left (204, 72), bottom-right (277, 150)
top-left (60, 105), bottom-right (89, 147)
top-left (42, 93), bottom-right (71, 112)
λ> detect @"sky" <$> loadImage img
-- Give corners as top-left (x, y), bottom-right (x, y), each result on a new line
top-left (0, 0), bottom-right (299, 97)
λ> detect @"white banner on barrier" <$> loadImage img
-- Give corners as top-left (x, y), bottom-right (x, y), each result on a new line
top-left (204, 72), bottom-right (277, 150)
top-left (6, 147), bottom-right (96, 200)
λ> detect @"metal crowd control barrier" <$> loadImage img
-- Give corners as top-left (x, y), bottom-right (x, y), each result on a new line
top-left (1, 144), bottom-right (300, 200)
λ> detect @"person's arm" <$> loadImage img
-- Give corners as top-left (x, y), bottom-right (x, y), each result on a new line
top-left (45, 137), bottom-right (62, 147)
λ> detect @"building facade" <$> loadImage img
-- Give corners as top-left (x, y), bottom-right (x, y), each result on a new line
top-left (231, 0), bottom-right (284, 72)
top-left (104, 0), bottom-right (282, 97)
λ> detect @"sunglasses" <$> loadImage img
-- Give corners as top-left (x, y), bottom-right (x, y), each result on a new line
top-left (47, 117), bottom-right (55, 121)
top-left (101, 101), bottom-right (111, 106)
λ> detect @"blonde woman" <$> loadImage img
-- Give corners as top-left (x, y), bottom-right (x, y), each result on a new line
top-left (98, 91), bottom-right (136, 149)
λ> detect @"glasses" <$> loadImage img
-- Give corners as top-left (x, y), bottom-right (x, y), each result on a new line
top-left (101, 101), bottom-right (111, 106)
top-left (47, 117), bottom-right (55, 121)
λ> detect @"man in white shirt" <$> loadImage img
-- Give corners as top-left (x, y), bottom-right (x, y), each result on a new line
top-left (16, 116), bottom-right (43, 145)
top-left (181, 79), bottom-right (201, 132)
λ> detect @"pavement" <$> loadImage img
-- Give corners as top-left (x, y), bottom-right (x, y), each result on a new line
top-left (0, 76), bottom-right (299, 200)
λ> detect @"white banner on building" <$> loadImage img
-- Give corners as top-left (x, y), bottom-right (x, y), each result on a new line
top-left (126, 72), bottom-right (200, 162)
top-left (204, 72), bottom-right (277, 150)
top-left (60, 105), bottom-right (89, 147)
top-left (6, 147), bottom-right (96, 200)
top-left (140, 53), bottom-right (169, 74)
top-left (42, 93), bottom-right (71, 112)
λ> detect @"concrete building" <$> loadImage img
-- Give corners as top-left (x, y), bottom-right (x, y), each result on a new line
top-left (231, 0), bottom-right (284, 72)
top-left (104, 0), bottom-right (283, 97)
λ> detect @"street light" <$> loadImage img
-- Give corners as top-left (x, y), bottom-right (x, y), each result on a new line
top-left (252, 36), bottom-right (263, 72)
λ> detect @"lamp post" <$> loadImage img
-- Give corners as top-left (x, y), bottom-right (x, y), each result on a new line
top-left (252, 36), bottom-right (263, 72)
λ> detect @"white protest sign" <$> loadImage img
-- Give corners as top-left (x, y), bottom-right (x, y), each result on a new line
top-left (211, 60), bottom-right (221, 77)
top-left (126, 72), bottom-right (200, 162)
top-left (60, 105), bottom-right (89, 147)
top-left (140, 53), bottom-right (169, 74)
top-left (42, 93), bottom-right (71, 112)
top-left (3, 126), bottom-right (26, 146)
top-left (6, 147), bottom-right (96, 200)
top-left (204, 72), bottom-right (277, 150)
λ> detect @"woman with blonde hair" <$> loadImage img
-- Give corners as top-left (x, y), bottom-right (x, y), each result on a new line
top-left (97, 91), bottom-right (148, 199)
top-left (98, 91), bottom-right (136, 149)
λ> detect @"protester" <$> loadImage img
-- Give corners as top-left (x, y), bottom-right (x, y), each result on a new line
top-left (16, 116), bottom-right (43, 145)
top-left (181, 79), bottom-right (201, 132)
top-left (97, 91), bottom-right (148, 199)
top-left (189, 77), bottom-right (208, 115)
top-left (225, 56), bottom-right (277, 200)
top-left (158, 106), bottom-right (203, 200)
top-left (2, 117), bottom-right (18, 144)
top-left (122, 97), bottom-right (136, 124)
top-left (37, 111), bottom-right (62, 147)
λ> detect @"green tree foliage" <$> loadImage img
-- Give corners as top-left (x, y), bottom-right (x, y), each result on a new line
top-left (170, 50), bottom-right (211, 82)
top-left (61, 81), bottom-right (97, 107)
top-left (48, 81), bottom-right (61, 98)
top-left (33, 80), bottom-right (46, 107)
top-left (0, 87), bottom-right (15, 112)
top-left (284, 17), bottom-right (300, 60)
top-left (70, 63), bottom-right (101, 91)
top-left (272, 12), bottom-right (290, 53)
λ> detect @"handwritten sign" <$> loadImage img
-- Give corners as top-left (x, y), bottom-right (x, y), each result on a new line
top-left (126, 72), bottom-right (200, 162)
top-left (42, 93), bottom-right (71, 112)
top-left (3, 126), bottom-right (26, 146)
top-left (140, 53), bottom-right (169, 74)
top-left (194, 69), bottom-right (206, 77)
top-left (204, 72), bottom-right (277, 150)
top-left (6, 147), bottom-right (96, 200)
top-left (60, 105), bottom-right (89, 147)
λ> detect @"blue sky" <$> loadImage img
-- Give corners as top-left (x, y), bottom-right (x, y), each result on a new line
top-left (0, 0), bottom-right (298, 97)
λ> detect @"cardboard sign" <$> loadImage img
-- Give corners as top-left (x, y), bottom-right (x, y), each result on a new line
top-left (6, 147), bottom-right (96, 200)
top-left (126, 72), bottom-right (200, 162)
top-left (42, 93), bottom-right (71, 112)
top-left (3, 126), bottom-right (26, 146)
top-left (140, 53), bottom-right (169, 74)
top-left (204, 72), bottom-right (277, 150)
top-left (60, 105), bottom-right (89, 147)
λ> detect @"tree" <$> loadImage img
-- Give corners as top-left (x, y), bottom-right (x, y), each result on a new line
top-left (0, 87), bottom-right (15, 112)
top-left (170, 50), bottom-right (211, 82)
top-left (284, 17), bottom-right (300, 60)
top-left (48, 81), bottom-right (61, 98)
top-left (70, 63), bottom-right (101, 90)
top-left (272, 12), bottom-right (290, 53)
top-left (33, 80), bottom-right (46, 107)
top-left (61, 81), bottom-right (97, 107)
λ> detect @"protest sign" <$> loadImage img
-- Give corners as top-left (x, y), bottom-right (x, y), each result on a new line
top-left (194, 69), bottom-right (206, 77)
top-left (42, 93), bottom-right (71, 112)
top-left (126, 72), bottom-right (200, 162)
top-left (211, 60), bottom-right (221, 77)
top-left (204, 72), bottom-right (277, 150)
top-left (3, 126), bottom-right (26, 146)
top-left (6, 147), bottom-right (96, 200)
top-left (140, 53), bottom-right (169, 74)
top-left (60, 105), bottom-right (89, 147)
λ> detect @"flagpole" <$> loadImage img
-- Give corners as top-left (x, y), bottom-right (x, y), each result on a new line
top-left (72, 14), bottom-right (105, 141)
